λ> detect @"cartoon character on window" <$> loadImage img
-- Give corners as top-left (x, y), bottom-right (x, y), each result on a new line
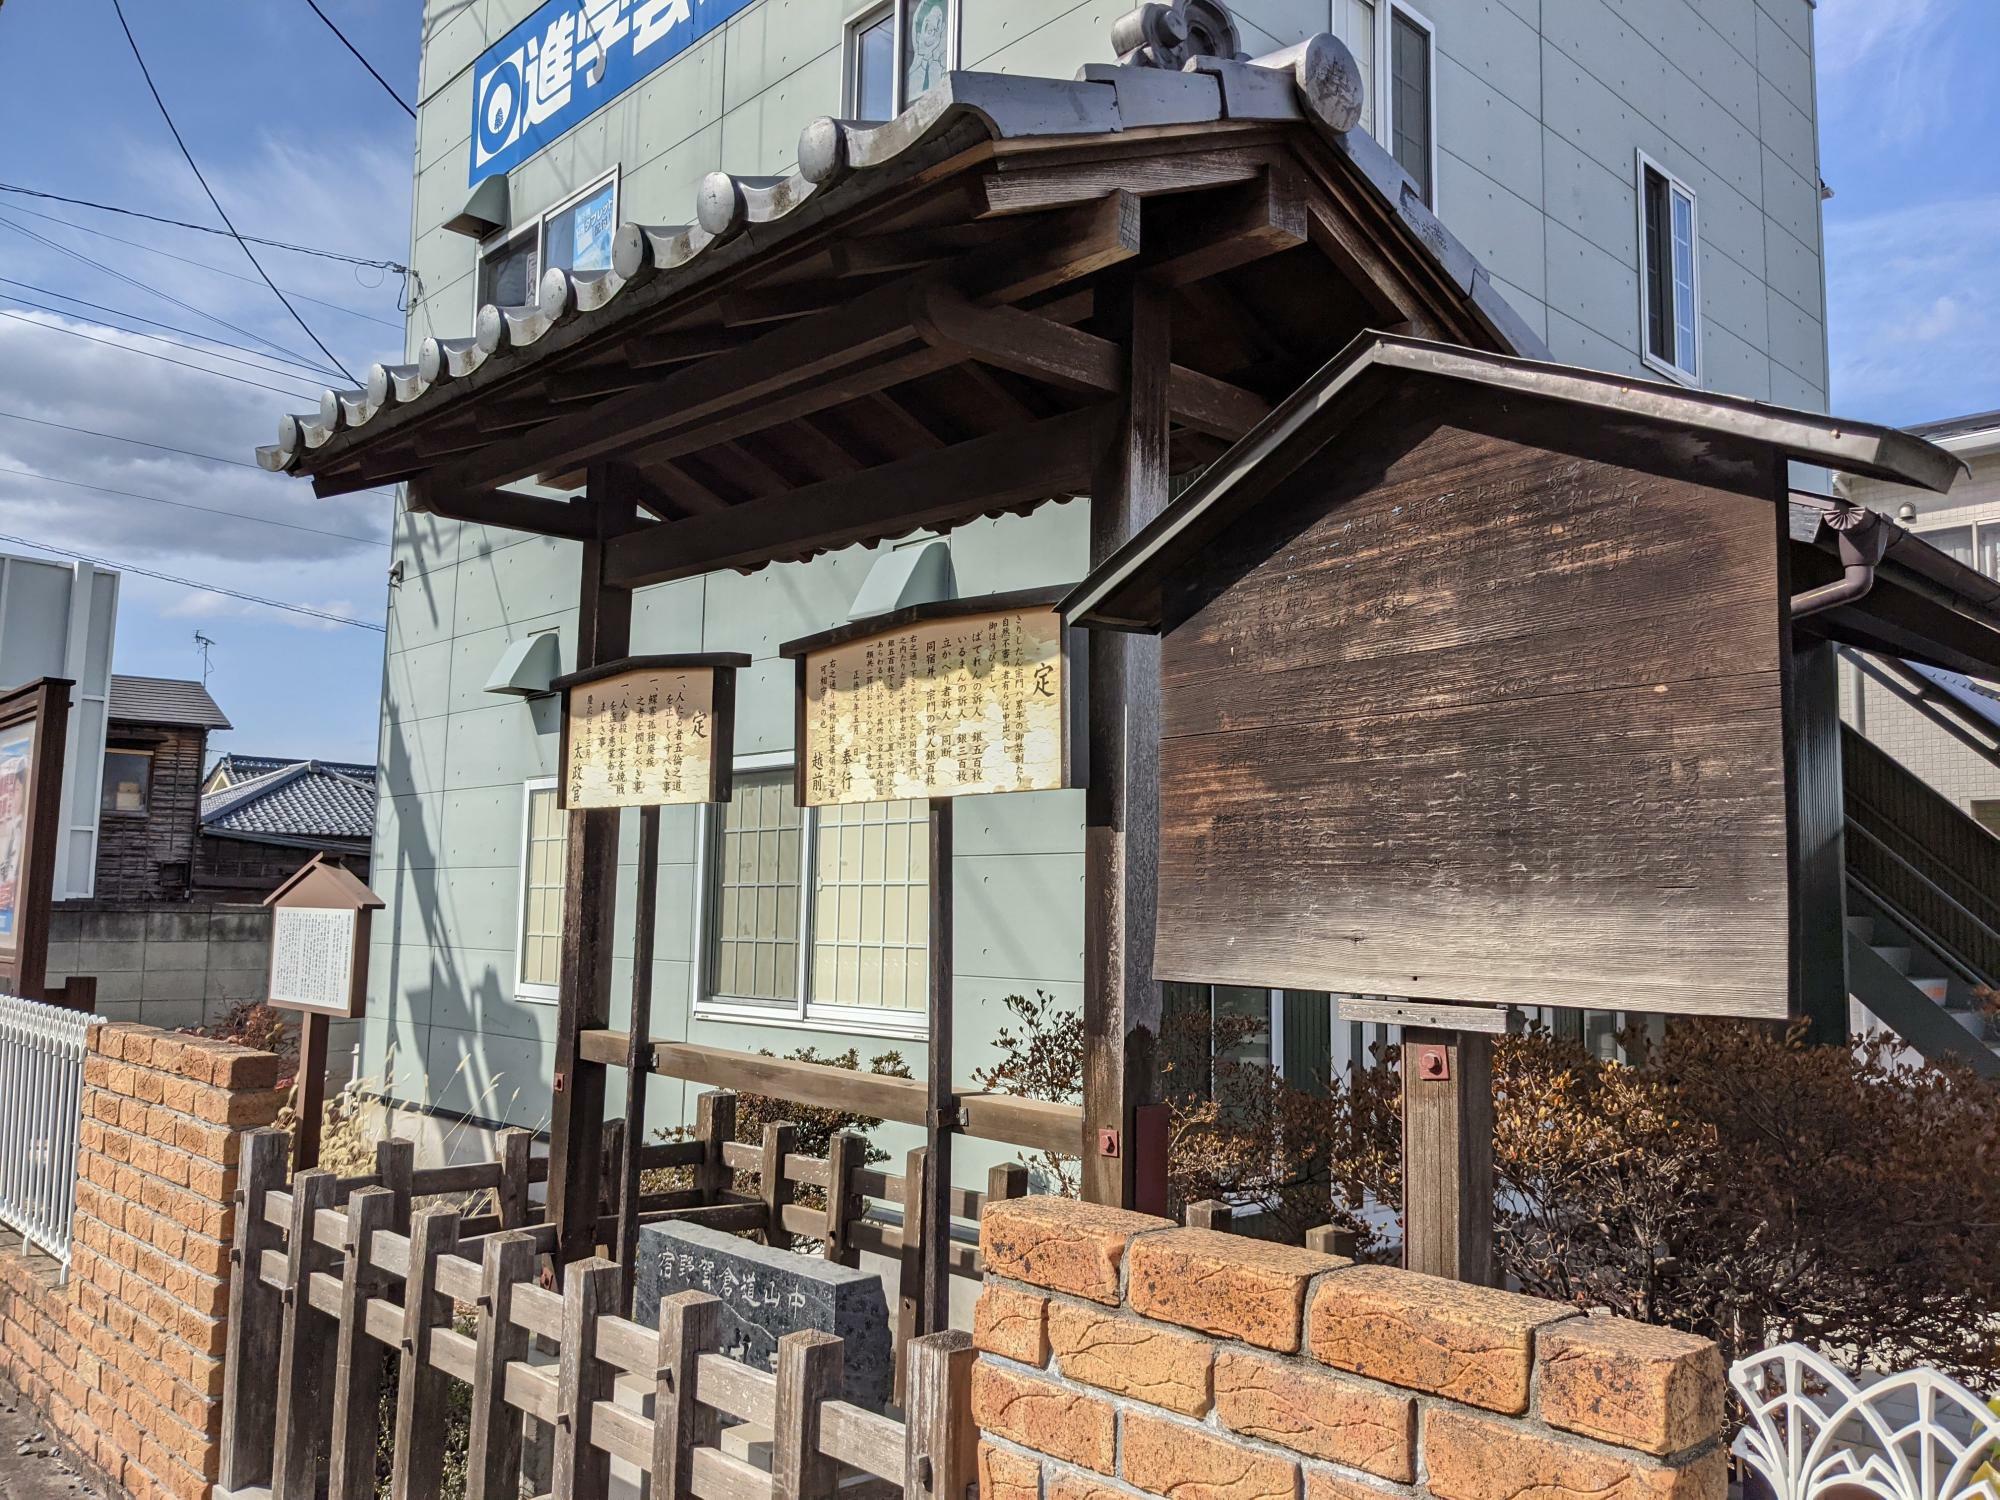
top-left (904, 0), bottom-right (950, 100)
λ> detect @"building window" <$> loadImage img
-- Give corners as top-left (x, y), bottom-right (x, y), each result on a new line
top-left (1333, 0), bottom-right (1376, 126)
top-left (1385, 4), bottom-right (1434, 207)
top-left (100, 749), bottom-right (152, 815)
top-left (517, 780), bottom-right (567, 1002)
top-left (1973, 799), bottom-right (2000, 838)
top-left (477, 171), bottom-right (618, 311)
top-left (844, 0), bottom-right (957, 120)
top-left (698, 765), bottom-right (931, 1035)
top-left (1916, 522), bottom-right (2000, 581)
top-left (1638, 153), bottom-right (1700, 383)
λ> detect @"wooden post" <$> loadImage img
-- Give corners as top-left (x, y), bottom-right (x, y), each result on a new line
top-left (761, 1122), bottom-right (798, 1250)
top-left (1400, 1027), bottom-right (1494, 1285)
top-left (693, 1089), bottom-right (737, 1202)
top-left (894, 1146), bottom-right (927, 1406)
top-left (549, 470), bottom-right (638, 1269)
top-left (1083, 277), bottom-right (1171, 1206)
top-left (376, 1136), bottom-right (415, 1233)
top-left (391, 1204), bottom-right (461, 1500)
top-left (1185, 1199), bottom-right (1232, 1231)
top-left (823, 1130), bottom-right (863, 1266)
top-left (920, 797), bottom-right (954, 1334)
top-left (292, 1013), bottom-right (329, 1170)
top-left (497, 1127), bottom-right (533, 1229)
top-left (220, 1128), bottom-right (288, 1494)
top-left (654, 1291), bottom-right (722, 1500)
top-left (902, 1330), bottom-right (976, 1500)
top-left (552, 1257), bottom-right (622, 1500)
top-left (617, 801), bottom-right (663, 1303)
top-left (986, 1161), bottom-right (1028, 1208)
top-left (1306, 1223), bottom-right (1359, 1259)
top-left (599, 1118), bottom-right (626, 1246)
top-left (329, 1187), bottom-right (395, 1500)
top-left (465, 1231), bottom-right (538, 1500)
top-left (272, 1169), bottom-right (338, 1500)
top-left (772, 1330), bottom-right (844, 1500)
top-left (1789, 637), bottom-right (1849, 1044)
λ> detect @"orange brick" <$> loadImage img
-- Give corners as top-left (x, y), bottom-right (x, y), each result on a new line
top-left (974, 1285), bottom-right (1051, 1366)
top-left (1129, 1230), bottom-right (1346, 1353)
top-left (1537, 1317), bottom-right (1724, 1457)
top-left (1122, 1411), bottom-right (1298, 1500)
top-left (1215, 1352), bottom-right (1414, 1480)
top-left (980, 1197), bottom-right (1173, 1305)
top-left (1424, 1412), bottom-right (1724, 1500)
top-left (1048, 1303), bottom-right (1212, 1416)
top-left (971, 1361), bottom-right (1116, 1474)
top-left (1305, 1266), bottom-right (1574, 1414)
top-left (980, 1442), bottom-right (1041, 1500)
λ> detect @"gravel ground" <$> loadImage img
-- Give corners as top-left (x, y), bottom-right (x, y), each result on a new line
top-left (0, 1379), bottom-right (92, 1500)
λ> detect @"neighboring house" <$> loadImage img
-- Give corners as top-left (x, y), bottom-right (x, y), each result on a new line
top-left (96, 675), bottom-right (232, 902)
top-left (1837, 410), bottom-right (2000, 826)
top-left (198, 760), bottom-right (376, 893)
top-left (202, 752), bottom-right (376, 797)
top-left (360, 0), bottom-right (1830, 1153)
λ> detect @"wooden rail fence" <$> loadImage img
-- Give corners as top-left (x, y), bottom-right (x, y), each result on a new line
top-left (220, 1127), bottom-right (976, 1500)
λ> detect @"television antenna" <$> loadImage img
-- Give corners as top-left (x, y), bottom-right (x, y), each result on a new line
top-left (193, 630), bottom-right (216, 682)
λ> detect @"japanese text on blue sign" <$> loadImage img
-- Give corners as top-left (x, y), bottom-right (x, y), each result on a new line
top-left (471, 0), bottom-right (757, 185)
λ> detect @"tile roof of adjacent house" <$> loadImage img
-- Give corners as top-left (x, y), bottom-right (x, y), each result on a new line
top-left (107, 675), bottom-right (232, 730)
top-left (209, 751), bottom-right (376, 786)
top-left (200, 760), bottom-right (375, 845)
top-left (1909, 409), bottom-right (2000, 443)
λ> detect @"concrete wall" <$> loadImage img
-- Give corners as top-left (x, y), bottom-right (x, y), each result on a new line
top-left (46, 904), bottom-right (273, 1031)
top-left (371, 0), bottom-right (1831, 1170)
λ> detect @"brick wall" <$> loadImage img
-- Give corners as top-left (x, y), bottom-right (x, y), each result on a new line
top-left (0, 1023), bottom-right (286, 1500)
top-left (973, 1198), bottom-right (1726, 1500)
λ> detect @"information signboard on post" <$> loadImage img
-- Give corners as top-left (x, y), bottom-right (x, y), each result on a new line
top-left (0, 677), bottom-right (71, 1005)
top-left (553, 655), bottom-right (749, 811)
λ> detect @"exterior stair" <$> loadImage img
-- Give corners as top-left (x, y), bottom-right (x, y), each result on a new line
top-left (1843, 900), bottom-right (1998, 1078)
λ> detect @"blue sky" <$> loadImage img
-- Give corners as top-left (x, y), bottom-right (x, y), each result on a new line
top-left (0, 0), bottom-right (1994, 766)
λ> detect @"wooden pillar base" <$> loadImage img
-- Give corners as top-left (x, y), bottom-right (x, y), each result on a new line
top-left (1401, 1026), bottom-right (1494, 1286)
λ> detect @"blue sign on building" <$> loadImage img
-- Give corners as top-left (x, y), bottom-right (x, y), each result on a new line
top-left (471, 0), bottom-right (757, 186)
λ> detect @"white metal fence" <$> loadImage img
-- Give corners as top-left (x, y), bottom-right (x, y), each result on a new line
top-left (0, 992), bottom-right (101, 1265)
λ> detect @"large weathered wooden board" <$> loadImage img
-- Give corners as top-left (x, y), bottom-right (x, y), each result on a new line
top-left (562, 665), bottom-right (724, 809)
top-left (795, 605), bottom-right (1069, 806)
top-left (1156, 423), bottom-right (1792, 1018)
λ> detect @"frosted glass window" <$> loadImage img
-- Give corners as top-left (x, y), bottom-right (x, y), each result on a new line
top-left (1976, 525), bottom-right (2000, 581)
top-left (710, 772), bottom-right (804, 1002)
top-left (1926, 526), bottom-right (1974, 569)
top-left (810, 797), bottom-right (928, 1012)
top-left (519, 784), bottom-right (567, 993)
top-left (1335, 0), bottom-right (1376, 120)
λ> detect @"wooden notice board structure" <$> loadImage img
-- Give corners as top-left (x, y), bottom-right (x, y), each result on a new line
top-left (1066, 330), bottom-right (1974, 1283)
top-left (264, 854), bottom-right (383, 1167)
top-left (781, 589), bottom-right (1081, 1331)
top-left (0, 677), bottom-right (72, 1007)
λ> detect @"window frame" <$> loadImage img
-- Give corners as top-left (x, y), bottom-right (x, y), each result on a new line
top-left (690, 752), bottom-right (932, 1041)
top-left (1377, 0), bottom-right (1437, 212)
top-left (474, 166), bottom-right (621, 320)
top-left (100, 747), bottom-right (154, 818)
top-left (841, 0), bottom-right (960, 120)
top-left (514, 776), bottom-right (565, 1006)
top-left (1635, 149), bottom-right (1703, 387)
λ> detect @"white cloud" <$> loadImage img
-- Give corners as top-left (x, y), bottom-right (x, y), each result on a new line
top-left (1815, 0), bottom-right (1959, 145)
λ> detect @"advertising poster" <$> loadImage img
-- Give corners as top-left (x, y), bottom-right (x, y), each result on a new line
top-left (0, 724), bottom-right (35, 955)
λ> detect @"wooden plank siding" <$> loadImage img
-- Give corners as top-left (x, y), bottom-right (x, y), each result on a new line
top-left (96, 723), bottom-right (208, 900)
top-left (1154, 420), bottom-right (1794, 1018)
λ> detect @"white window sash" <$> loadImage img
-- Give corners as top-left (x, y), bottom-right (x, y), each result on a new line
top-left (475, 167), bottom-right (620, 321)
top-left (1636, 150), bottom-right (1702, 385)
top-left (841, 0), bottom-right (960, 118)
top-left (515, 776), bottom-right (562, 1005)
top-left (1377, 0), bottom-right (1437, 212)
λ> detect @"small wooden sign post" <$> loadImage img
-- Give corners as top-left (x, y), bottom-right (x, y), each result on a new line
top-left (0, 678), bottom-right (74, 1008)
top-left (264, 855), bottom-right (384, 1168)
top-left (550, 653), bottom-right (748, 1294)
top-left (783, 588), bottom-right (1081, 1335)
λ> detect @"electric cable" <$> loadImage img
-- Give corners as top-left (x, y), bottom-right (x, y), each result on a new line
top-left (0, 463), bottom-right (388, 547)
top-left (0, 410), bottom-right (400, 501)
top-left (298, 0), bottom-right (416, 119)
top-left (0, 182), bottom-right (407, 271)
top-left (0, 310), bottom-right (324, 400)
top-left (0, 294), bottom-right (334, 389)
top-left (0, 277), bottom-right (342, 380)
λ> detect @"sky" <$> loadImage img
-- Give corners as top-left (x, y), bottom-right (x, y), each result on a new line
top-left (0, 0), bottom-right (1994, 768)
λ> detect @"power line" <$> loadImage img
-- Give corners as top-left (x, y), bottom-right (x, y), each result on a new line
top-left (299, 0), bottom-right (416, 120)
top-left (0, 183), bottom-right (408, 271)
top-left (0, 292), bottom-right (333, 389)
top-left (0, 277), bottom-right (342, 380)
top-left (0, 462), bottom-right (388, 547)
top-left (0, 201), bottom-right (403, 332)
top-left (0, 409), bottom-right (401, 500)
top-left (108, 0), bottom-right (359, 384)
top-left (0, 309), bottom-right (323, 400)
top-left (0, 530), bottom-right (385, 631)
top-left (0, 211), bottom-right (345, 376)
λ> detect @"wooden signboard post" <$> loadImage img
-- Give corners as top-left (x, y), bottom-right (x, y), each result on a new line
top-left (0, 678), bottom-right (72, 1007)
top-left (782, 588), bottom-right (1081, 1334)
top-left (550, 653), bottom-right (748, 1293)
top-left (264, 855), bottom-right (383, 1168)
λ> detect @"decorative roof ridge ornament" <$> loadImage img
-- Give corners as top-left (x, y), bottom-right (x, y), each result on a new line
top-left (1111, 1), bottom-right (1246, 68)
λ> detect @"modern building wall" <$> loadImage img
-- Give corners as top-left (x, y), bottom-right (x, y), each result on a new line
top-left (370, 0), bottom-right (1832, 1163)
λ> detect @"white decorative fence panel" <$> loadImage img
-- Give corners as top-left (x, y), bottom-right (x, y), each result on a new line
top-left (1735, 1344), bottom-right (2000, 1500)
top-left (0, 992), bottom-right (101, 1264)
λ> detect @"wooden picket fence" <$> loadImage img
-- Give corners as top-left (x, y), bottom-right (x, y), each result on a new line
top-left (218, 1126), bottom-right (976, 1500)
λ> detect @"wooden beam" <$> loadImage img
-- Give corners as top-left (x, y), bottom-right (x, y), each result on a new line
top-left (648, 458), bottom-right (732, 516)
top-left (1401, 1028), bottom-right (1494, 1286)
top-left (978, 148), bottom-right (1270, 218)
top-left (607, 407), bottom-right (1103, 590)
top-left (913, 288), bottom-right (1270, 440)
top-left (774, 416), bottom-right (866, 480)
top-left (1082, 278), bottom-right (1170, 1207)
top-left (1788, 638), bottom-right (1848, 1044)
top-left (1141, 168), bottom-right (1310, 288)
top-left (407, 476), bottom-right (597, 541)
top-left (858, 391), bottom-right (945, 452)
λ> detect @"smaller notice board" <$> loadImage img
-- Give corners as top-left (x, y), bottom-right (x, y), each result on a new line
top-left (0, 678), bottom-right (71, 1000)
top-left (781, 589), bottom-right (1081, 807)
top-left (264, 855), bottom-right (385, 1019)
top-left (553, 655), bottom-right (750, 811)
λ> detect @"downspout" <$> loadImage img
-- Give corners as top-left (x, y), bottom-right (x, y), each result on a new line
top-left (1792, 502), bottom-right (1891, 620)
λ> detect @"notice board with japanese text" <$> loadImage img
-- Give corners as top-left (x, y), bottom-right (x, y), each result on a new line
top-left (554, 655), bottom-right (748, 810)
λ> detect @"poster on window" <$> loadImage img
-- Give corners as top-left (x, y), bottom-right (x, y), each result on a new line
top-left (557, 658), bottom-right (744, 809)
top-left (789, 599), bottom-right (1075, 807)
top-left (0, 723), bottom-right (34, 956)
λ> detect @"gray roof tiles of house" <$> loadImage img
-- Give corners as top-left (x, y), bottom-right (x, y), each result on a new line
top-left (211, 752), bottom-right (376, 785)
top-left (201, 760), bottom-right (375, 844)
top-left (108, 675), bottom-right (232, 730)
top-left (1909, 410), bottom-right (2000, 442)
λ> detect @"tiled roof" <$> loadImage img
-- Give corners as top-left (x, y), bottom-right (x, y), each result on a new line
top-left (209, 752), bottom-right (375, 786)
top-left (108, 675), bottom-right (231, 730)
top-left (1909, 410), bottom-right (2000, 443)
top-left (257, 36), bottom-right (1544, 476)
top-left (201, 761), bottom-right (375, 844)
